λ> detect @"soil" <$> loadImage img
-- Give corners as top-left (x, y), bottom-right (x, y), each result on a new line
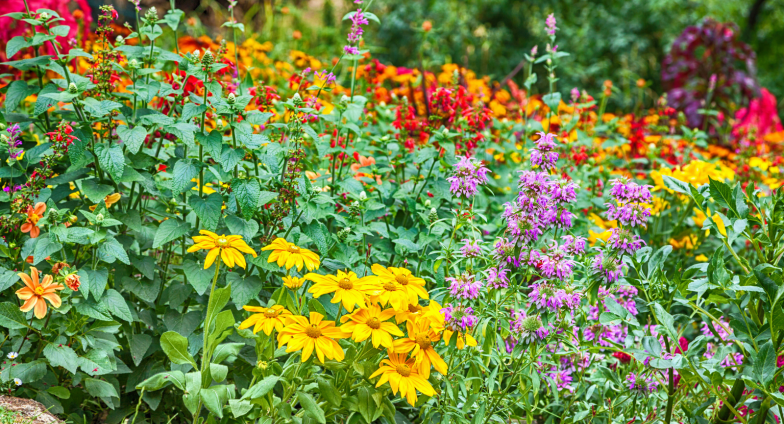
top-left (0, 396), bottom-right (63, 424)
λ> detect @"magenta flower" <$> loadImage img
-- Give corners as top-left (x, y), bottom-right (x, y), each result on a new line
top-left (442, 304), bottom-right (478, 332)
top-left (460, 239), bottom-right (482, 258)
top-left (530, 132), bottom-right (560, 171)
top-left (447, 273), bottom-right (483, 300)
top-left (447, 156), bottom-right (490, 198)
top-left (344, 8), bottom-right (369, 55)
top-left (627, 373), bottom-right (658, 395)
top-left (545, 13), bottom-right (557, 36)
top-left (486, 267), bottom-right (510, 289)
top-left (592, 253), bottom-right (624, 283)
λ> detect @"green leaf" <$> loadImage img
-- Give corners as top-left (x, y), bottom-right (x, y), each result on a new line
top-left (227, 274), bottom-right (262, 309)
top-left (84, 378), bottom-right (119, 399)
top-left (303, 222), bottom-right (330, 256)
top-left (10, 361), bottom-right (47, 384)
top-left (34, 83), bottom-right (58, 116)
top-left (153, 219), bottom-right (191, 249)
top-left (189, 192), bottom-right (222, 231)
top-left (651, 303), bottom-right (677, 340)
top-left (97, 236), bottom-right (130, 264)
top-left (171, 159), bottom-right (200, 195)
top-left (136, 370), bottom-right (186, 391)
top-left (754, 342), bottom-right (776, 386)
top-left (209, 363), bottom-right (229, 382)
top-left (33, 236), bottom-right (62, 264)
top-left (200, 387), bottom-right (224, 418)
top-left (130, 333), bottom-right (153, 366)
top-left (183, 260), bottom-right (213, 295)
top-left (117, 125), bottom-right (148, 155)
top-left (5, 80), bottom-right (35, 113)
top-left (709, 177), bottom-right (737, 216)
top-left (213, 343), bottom-right (244, 363)
top-left (224, 215), bottom-right (259, 241)
top-left (316, 377), bottom-right (341, 407)
top-left (6, 36), bottom-right (30, 59)
top-left (50, 25), bottom-right (71, 37)
top-left (357, 387), bottom-right (375, 423)
top-left (94, 143), bottom-right (125, 182)
top-left (43, 343), bottom-right (79, 374)
top-left (231, 178), bottom-right (260, 219)
top-left (662, 175), bottom-right (690, 194)
top-left (297, 391), bottom-right (326, 424)
top-left (101, 289), bottom-right (133, 322)
top-left (46, 386), bottom-right (71, 400)
top-left (160, 331), bottom-right (198, 368)
top-left (0, 302), bottom-right (31, 330)
top-left (242, 376), bottom-right (279, 400)
top-left (197, 130), bottom-right (223, 160)
top-left (79, 179), bottom-right (114, 203)
top-left (0, 267), bottom-right (20, 292)
top-left (229, 399), bottom-right (253, 418)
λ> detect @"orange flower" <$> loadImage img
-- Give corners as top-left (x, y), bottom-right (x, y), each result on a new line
top-left (20, 202), bottom-right (46, 238)
top-left (90, 193), bottom-right (121, 211)
top-left (51, 262), bottom-right (69, 274)
top-left (65, 274), bottom-right (81, 291)
top-left (16, 267), bottom-right (64, 319)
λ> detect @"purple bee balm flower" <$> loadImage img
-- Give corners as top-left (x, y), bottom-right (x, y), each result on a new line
top-left (528, 283), bottom-right (568, 311)
top-left (460, 239), bottom-right (482, 258)
top-left (447, 156), bottom-right (490, 198)
top-left (510, 310), bottom-right (548, 344)
top-left (561, 235), bottom-right (587, 255)
top-left (315, 70), bottom-right (337, 85)
top-left (486, 267), bottom-right (510, 289)
top-left (538, 253), bottom-right (574, 281)
top-left (442, 304), bottom-right (478, 332)
top-left (608, 179), bottom-right (653, 203)
top-left (592, 252), bottom-right (624, 283)
top-left (605, 203), bottom-right (651, 227)
top-left (627, 373), bottom-right (658, 395)
top-left (545, 13), bottom-right (557, 36)
top-left (447, 273), bottom-right (483, 300)
top-left (494, 238), bottom-right (518, 266)
top-left (530, 132), bottom-right (559, 171)
top-left (607, 228), bottom-right (646, 255)
top-left (549, 179), bottom-right (578, 204)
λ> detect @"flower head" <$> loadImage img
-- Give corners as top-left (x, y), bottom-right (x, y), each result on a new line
top-left (369, 264), bottom-right (429, 310)
top-left (89, 193), bottom-right (121, 211)
top-left (486, 267), bottom-right (510, 289)
top-left (447, 156), bottom-right (490, 198)
top-left (306, 270), bottom-right (381, 312)
top-left (261, 238), bottom-right (320, 272)
top-left (277, 312), bottom-right (348, 362)
top-left (283, 276), bottom-right (306, 291)
top-left (239, 305), bottom-right (292, 335)
top-left (460, 239), bottom-right (482, 258)
top-left (531, 132), bottom-right (559, 171)
top-left (393, 319), bottom-right (447, 378)
top-left (545, 13), bottom-right (557, 36)
top-left (627, 372), bottom-right (658, 395)
top-left (187, 230), bottom-right (258, 269)
top-left (7, 352), bottom-right (18, 360)
top-left (370, 351), bottom-right (436, 406)
top-left (65, 273), bottom-right (81, 291)
top-left (340, 304), bottom-right (403, 349)
top-left (16, 267), bottom-right (64, 319)
top-left (20, 202), bottom-right (46, 238)
top-left (447, 272), bottom-right (482, 300)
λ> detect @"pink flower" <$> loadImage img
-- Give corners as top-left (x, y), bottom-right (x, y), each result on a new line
top-left (733, 88), bottom-right (783, 141)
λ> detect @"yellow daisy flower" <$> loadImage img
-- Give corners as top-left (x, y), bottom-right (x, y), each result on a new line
top-left (90, 193), bottom-right (121, 211)
top-left (239, 305), bottom-right (292, 335)
top-left (394, 303), bottom-right (425, 324)
top-left (340, 304), bottom-right (403, 349)
top-left (369, 351), bottom-right (436, 406)
top-left (283, 276), bottom-right (306, 291)
top-left (261, 238), bottom-right (320, 272)
top-left (369, 264), bottom-right (428, 310)
top-left (186, 230), bottom-right (258, 269)
top-left (277, 312), bottom-right (348, 363)
top-left (305, 270), bottom-right (381, 312)
top-left (393, 318), bottom-right (447, 378)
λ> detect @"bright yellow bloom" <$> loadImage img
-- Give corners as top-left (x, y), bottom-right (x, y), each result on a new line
top-left (187, 230), bottom-right (258, 269)
top-left (692, 207), bottom-right (710, 228)
top-left (283, 276), bottom-right (306, 291)
top-left (695, 254), bottom-right (709, 262)
top-left (394, 303), bottom-right (425, 324)
top-left (340, 304), bottom-right (402, 349)
top-left (370, 351), bottom-right (436, 406)
top-left (651, 160), bottom-right (735, 193)
top-left (16, 267), bottom-right (64, 319)
top-left (393, 319), bottom-right (447, 378)
top-left (261, 238), bottom-right (320, 272)
top-left (277, 312), bottom-right (348, 363)
top-left (191, 178), bottom-right (217, 194)
top-left (369, 264), bottom-right (428, 310)
top-left (239, 305), bottom-right (292, 335)
top-left (305, 270), bottom-right (380, 312)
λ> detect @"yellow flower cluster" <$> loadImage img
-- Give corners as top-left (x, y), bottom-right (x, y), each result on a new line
top-left (239, 238), bottom-right (463, 405)
top-left (651, 160), bottom-right (735, 194)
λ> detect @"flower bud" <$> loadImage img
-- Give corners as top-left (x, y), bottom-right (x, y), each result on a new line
top-left (201, 50), bottom-right (215, 67)
top-left (428, 207), bottom-right (438, 223)
top-left (68, 83), bottom-right (78, 94)
top-left (145, 7), bottom-right (157, 21)
top-left (311, 186), bottom-right (322, 194)
top-left (39, 12), bottom-right (49, 20)
top-left (227, 93), bottom-right (236, 105)
top-left (129, 59), bottom-right (139, 68)
top-left (424, 199), bottom-right (431, 207)
top-left (116, 35), bottom-right (124, 43)
top-left (337, 227), bottom-right (351, 242)
top-left (358, 191), bottom-right (367, 201)
top-left (96, 213), bottom-right (104, 223)
top-left (339, 95), bottom-right (350, 105)
top-left (69, 215), bottom-right (78, 223)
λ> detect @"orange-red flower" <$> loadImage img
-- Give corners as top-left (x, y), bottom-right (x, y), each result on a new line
top-left (15, 267), bottom-right (64, 319)
top-left (20, 202), bottom-right (46, 238)
top-left (65, 274), bottom-right (81, 291)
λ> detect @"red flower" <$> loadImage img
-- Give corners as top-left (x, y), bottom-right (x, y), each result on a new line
top-left (613, 351), bottom-right (632, 363)
top-left (157, 164), bottom-right (168, 172)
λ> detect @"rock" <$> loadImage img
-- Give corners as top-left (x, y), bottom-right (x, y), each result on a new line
top-left (0, 396), bottom-right (63, 424)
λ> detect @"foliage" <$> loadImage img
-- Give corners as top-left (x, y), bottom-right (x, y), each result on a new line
top-left (0, 1), bottom-right (784, 424)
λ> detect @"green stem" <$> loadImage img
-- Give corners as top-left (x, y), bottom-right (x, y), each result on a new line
top-left (192, 260), bottom-right (221, 424)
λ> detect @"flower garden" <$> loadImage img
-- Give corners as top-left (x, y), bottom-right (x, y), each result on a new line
top-left (0, 0), bottom-right (783, 423)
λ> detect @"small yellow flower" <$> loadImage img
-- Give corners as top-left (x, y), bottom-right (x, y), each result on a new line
top-left (283, 276), bottom-right (306, 291)
top-left (261, 238), bottom-right (320, 272)
top-left (306, 270), bottom-right (380, 312)
top-left (186, 230), bottom-right (258, 269)
top-left (370, 351), bottom-right (436, 406)
top-left (368, 264), bottom-right (428, 311)
top-left (695, 254), bottom-right (709, 262)
top-left (712, 213), bottom-right (728, 238)
top-left (239, 305), bottom-right (291, 335)
top-left (340, 304), bottom-right (402, 349)
top-left (277, 312), bottom-right (348, 363)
